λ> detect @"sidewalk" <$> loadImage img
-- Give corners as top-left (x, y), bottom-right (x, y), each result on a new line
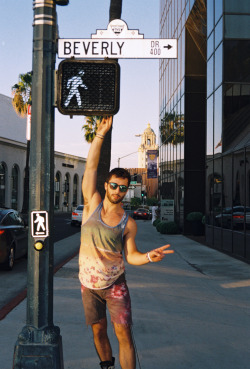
top-left (1, 221), bottom-right (250, 369)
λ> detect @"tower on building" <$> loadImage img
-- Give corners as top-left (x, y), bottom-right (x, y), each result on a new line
top-left (138, 123), bottom-right (158, 168)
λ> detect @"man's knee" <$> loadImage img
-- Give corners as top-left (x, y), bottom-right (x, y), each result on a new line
top-left (92, 318), bottom-right (108, 340)
top-left (114, 324), bottom-right (133, 345)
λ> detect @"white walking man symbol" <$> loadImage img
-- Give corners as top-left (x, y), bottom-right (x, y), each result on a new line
top-left (34, 213), bottom-right (46, 232)
top-left (64, 70), bottom-right (88, 107)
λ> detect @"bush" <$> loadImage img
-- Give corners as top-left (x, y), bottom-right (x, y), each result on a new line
top-left (153, 218), bottom-right (161, 227)
top-left (186, 212), bottom-right (203, 221)
top-left (159, 221), bottom-right (179, 234)
top-left (146, 197), bottom-right (158, 206)
top-left (156, 221), bottom-right (164, 232)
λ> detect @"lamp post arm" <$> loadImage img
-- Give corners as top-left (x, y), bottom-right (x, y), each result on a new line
top-left (117, 151), bottom-right (138, 167)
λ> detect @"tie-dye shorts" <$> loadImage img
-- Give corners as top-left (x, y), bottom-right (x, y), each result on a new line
top-left (81, 274), bottom-right (132, 326)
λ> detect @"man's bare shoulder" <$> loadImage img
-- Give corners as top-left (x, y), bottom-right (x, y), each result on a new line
top-left (124, 215), bottom-right (137, 236)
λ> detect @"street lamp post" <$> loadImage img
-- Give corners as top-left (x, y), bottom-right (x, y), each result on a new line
top-left (13, 1), bottom-right (63, 368)
top-left (117, 151), bottom-right (138, 167)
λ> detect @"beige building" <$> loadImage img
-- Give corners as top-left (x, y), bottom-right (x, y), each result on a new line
top-left (138, 123), bottom-right (158, 168)
top-left (0, 93), bottom-right (86, 212)
top-left (125, 123), bottom-right (159, 200)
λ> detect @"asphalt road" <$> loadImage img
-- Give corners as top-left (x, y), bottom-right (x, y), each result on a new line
top-left (0, 212), bottom-right (81, 312)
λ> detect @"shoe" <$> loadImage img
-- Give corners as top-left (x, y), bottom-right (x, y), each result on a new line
top-left (100, 356), bottom-right (115, 368)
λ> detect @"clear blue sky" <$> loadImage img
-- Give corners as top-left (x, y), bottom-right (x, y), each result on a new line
top-left (0, 0), bottom-right (160, 168)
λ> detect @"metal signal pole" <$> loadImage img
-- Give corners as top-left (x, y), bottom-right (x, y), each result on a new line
top-left (13, 1), bottom-right (63, 367)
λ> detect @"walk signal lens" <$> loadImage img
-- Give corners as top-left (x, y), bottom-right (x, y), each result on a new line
top-left (57, 59), bottom-right (120, 116)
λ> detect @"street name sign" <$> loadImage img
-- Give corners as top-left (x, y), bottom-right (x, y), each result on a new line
top-left (58, 38), bottom-right (177, 59)
top-left (58, 19), bottom-right (177, 59)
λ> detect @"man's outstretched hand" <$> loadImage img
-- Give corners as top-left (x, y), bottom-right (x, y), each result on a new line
top-left (148, 244), bottom-right (174, 263)
top-left (97, 116), bottom-right (113, 136)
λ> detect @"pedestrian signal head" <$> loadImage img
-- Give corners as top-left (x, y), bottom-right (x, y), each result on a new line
top-left (57, 59), bottom-right (120, 116)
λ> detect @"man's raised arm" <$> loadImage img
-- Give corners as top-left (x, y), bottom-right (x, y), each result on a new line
top-left (82, 116), bottom-right (113, 207)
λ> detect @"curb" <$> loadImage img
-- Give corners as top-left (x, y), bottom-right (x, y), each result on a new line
top-left (0, 250), bottom-right (79, 321)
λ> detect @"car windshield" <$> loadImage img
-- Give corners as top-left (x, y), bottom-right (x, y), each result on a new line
top-left (0, 210), bottom-right (7, 222)
top-left (76, 205), bottom-right (83, 211)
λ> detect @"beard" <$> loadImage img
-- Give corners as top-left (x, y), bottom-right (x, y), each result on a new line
top-left (106, 190), bottom-right (124, 204)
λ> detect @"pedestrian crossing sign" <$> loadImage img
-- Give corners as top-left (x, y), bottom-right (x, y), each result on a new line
top-left (31, 211), bottom-right (49, 238)
top-left (57, 59), bottom-right (120, 116)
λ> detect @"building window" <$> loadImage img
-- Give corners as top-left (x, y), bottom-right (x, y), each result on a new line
top-left (214, 0), bottom-right (223, 25)
top-left (11, 165), bottom-right (19, 210)
top-left (214, 86), bottom-right (222, 155)
top-left (63, 173), bottom-right (70, 208)
top-left (55, 171), bottom-right (61, 209)
top-left (0, 162), bottom-right (6, 207)
top-left (73, 174), bottom-right (78, 207)
top-left (214, 43), bottom-right (223, 89)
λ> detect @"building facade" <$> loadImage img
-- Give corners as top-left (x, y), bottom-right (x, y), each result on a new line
top-left (138, 123), bottom-right (159, 168)
top-left (159, 0), bottom-right (250, 261)
top-left (0, 94), bottom-right (86, 212)
top-left (124, 123), bottom-right (159, 201)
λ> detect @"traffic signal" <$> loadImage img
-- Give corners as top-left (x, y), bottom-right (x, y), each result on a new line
top-left (57, 59), bottom-right (120, 116)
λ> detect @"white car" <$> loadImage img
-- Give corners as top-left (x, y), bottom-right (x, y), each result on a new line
top-left (71, 205), bottom-right (84, 226)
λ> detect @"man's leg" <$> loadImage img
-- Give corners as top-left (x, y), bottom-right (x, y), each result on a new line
top-left (113, 323), bottom-right (136, 369)
top-left (92, 317), bottom-right (113, 362)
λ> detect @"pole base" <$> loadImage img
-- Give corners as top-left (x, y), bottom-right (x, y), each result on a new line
top-left (13, 325), bottom-right (64, 369)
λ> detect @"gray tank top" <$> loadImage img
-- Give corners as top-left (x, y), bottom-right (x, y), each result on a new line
top-left (79, 202), bottom-right (128, 289)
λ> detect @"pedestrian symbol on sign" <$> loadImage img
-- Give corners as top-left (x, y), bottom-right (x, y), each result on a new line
top-left (64, 70), bottom-right (88, 108)
top-left (31, 211), bottom-right (49, 238)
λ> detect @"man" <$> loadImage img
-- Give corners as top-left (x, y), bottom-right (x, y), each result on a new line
top-left (151, 204), bottom-right (158, 224)
top-left (79, 116), bottom-right (174, 369)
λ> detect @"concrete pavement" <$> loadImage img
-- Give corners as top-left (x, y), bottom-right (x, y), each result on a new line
top-left (1, 222), bottom-right (250, 369)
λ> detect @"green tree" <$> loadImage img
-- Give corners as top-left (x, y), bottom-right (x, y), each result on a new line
top-left (160, 111), bottom-right (184, 145)
top-left (109, 0), bottom-right (122, 20)
top-left (12, 72), bottom-right (32, 116)
top-left (11, 72), bottom-right (32, 214)
top-left (146, 197), bottom-right (158, 206)
top-left (82, 0), bottom-right (123, 198)
top-left (82, 116), bottom-right (102, 143)
top-left (131, 197), bottom-right (141, 208)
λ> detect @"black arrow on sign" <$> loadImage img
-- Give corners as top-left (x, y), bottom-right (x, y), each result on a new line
top-left (164, 44), bottom-right (173, 49)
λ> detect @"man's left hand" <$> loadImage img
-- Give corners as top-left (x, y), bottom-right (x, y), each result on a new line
top-left (148, 244), bottom-right (174, 262)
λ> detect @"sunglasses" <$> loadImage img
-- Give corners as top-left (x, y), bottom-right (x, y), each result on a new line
top-left (108, 182), bottom-right (128, 193)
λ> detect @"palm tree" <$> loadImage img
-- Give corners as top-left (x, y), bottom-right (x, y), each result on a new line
top-left (82, 0), bottom-right (123, 198)
top-left (11, 72), bottom-right (32, 214)
top-left (12, 72), bottom-right (32, 116)
top-left (82, 116), bottom-right (102, 143)
top-left (160, 112), bottom-right (184, 145)
top-left (109, 0), bottom-right (122, 20)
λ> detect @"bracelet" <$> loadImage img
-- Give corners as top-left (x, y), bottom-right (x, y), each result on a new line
top-left (96, 133), bottom-right (104, 139)
top-left (146, 252), bottom-right (153, 263)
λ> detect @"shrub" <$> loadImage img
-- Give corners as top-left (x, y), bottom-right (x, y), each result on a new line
top-left (156, 221), bottom-right (164, 232)
top-left (153, 218), bottom-right (161, 227)
top-left (186, 212), bottom-right (203, 221)
top-left (159, 221), bottom-right (179, 234)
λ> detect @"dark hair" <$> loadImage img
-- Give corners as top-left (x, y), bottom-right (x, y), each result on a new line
top-left (106, 168), bottom-right (131, 186)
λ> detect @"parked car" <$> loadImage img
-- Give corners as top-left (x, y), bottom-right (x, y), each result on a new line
top-left (133, 208), bottom-right (152, 220)
top-left (215, 206), bottom-right (250, 229)
top-left (0, 208), bottom-right (28, 270)
top-left (71, 205), bottom-right (84, 226)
